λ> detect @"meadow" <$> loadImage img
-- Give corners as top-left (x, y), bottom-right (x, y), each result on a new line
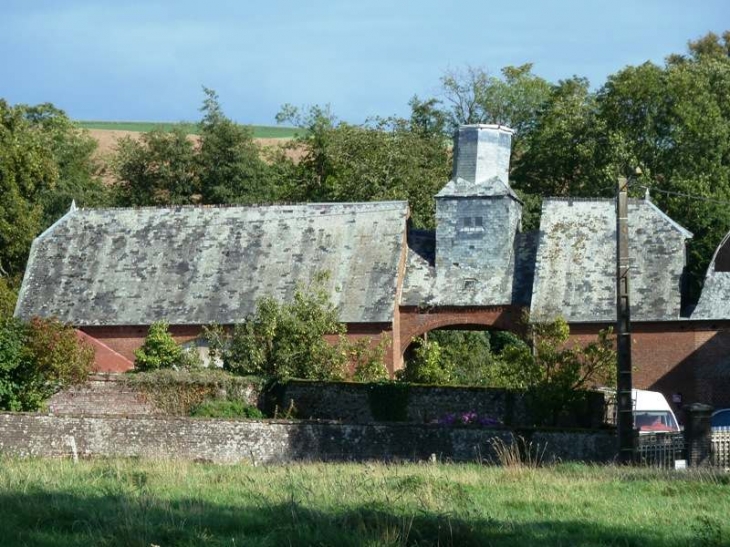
top-left (0, 458), bottom-right (727, 546)
top-left (75, 120), bottom-right (300, 139)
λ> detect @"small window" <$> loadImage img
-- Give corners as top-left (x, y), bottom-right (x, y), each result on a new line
top-left (474, 216), bottom-right (483, 227)
top-left (462, 217), bottom-right (472, 228)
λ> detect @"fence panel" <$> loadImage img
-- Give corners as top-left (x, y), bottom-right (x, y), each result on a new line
top-left (636, 432), bottom-right (686, 468)
top-left (711, 427), bottom-right (730, 468)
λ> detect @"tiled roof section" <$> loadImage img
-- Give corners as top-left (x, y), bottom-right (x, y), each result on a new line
top-left (692, 230), bottom-right (730, 319)
top-left (15, 202), bottom-right (409, 325)
top-left (400, 228), bottom-right (536, 308)
top-left (436, 176), bottom-right (521, 202)
top-left (530, 198), bottom-right (692, 323)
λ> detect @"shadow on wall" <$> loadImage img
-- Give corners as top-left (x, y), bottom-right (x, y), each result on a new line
top-left (0, 489), bottom-right (705, 546)
top-left (650, 326), bottom-right (730, 416)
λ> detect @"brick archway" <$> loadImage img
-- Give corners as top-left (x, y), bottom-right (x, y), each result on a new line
top-left (396, 305), bottom-right (526, 365)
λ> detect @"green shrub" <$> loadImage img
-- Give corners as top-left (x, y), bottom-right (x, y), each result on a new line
top-left (122, 368), bottom-right (262, 415)
top-left (396, 338), bottom-right (453, 385)
top-left (351, 339), bottom-right (389, 383)
top-left (190, 399), bottom-right (264, 419)
top-left (0, 317), bottom-right (94, 411)
top-left (134, 321), bottom-right (182, 371)
top-left (209, 274), bottom-right (351, 381)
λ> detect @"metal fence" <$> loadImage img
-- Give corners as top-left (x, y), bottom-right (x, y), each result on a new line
top-left (636, 432), bottom-right (686, 468)
top-left (711, 427), bottom-right (730, 469)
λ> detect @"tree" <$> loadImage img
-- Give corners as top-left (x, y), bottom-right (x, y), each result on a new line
top-left (114, 127), bottom-right (199, 206)
top-left (512, 77), bottom-right (606, 199)
top-left (491, 318), bottom-right (616, 425)
top-left (217, 274), bottom-right (350, 380)
top-left (134, 321), bottom-right (183, 371)
top-left (0, 100), bottom-right (107, 278)
top-left (0, 317), bottom-right (94, 411)
top-left (198, 87), bottom-right (274, 204)
top-left (276, 105), bottom-right (451, 228)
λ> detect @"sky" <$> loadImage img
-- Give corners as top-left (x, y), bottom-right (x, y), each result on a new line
top-left (0, 0), bottom-right (727, 125)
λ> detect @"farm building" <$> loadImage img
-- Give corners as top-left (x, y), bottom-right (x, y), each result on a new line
top-left (14, 124), bottom-right (730, 408)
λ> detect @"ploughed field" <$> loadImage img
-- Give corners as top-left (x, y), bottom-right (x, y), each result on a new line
top-left (0, 458), bottom-right (728, 546)
top-left (77, 121), bottom-right (306, 167)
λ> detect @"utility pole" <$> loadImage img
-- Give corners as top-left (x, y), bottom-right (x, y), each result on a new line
top-left (616, 176), bottom-right (635, 464)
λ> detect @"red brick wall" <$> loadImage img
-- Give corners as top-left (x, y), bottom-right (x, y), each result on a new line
top-left (569, 321), bottom-right (730, 410)
top-left (398, 305), bottom-right (525, 357)
top-left (82, 317), bottom-right (730, 410)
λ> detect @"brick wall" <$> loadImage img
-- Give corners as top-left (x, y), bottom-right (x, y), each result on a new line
top-left (0, 413), bottom-right (616, 464)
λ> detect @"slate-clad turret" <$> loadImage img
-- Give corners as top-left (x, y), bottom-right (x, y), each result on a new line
top-left (435, 125), bottom-right (522, 280)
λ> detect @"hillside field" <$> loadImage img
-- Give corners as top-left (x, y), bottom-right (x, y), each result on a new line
top-left (0, 458), bottom-right (728, 546)
top-left (76, 120), bottom-right (300, 139)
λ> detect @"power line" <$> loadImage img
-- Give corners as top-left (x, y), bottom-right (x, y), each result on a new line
top-left (635, 185), bottom-right (730, 208)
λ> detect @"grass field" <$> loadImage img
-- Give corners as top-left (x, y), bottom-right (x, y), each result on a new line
top-left (0, 459), bottom-right (728, 546)
top-left (75, 120), bottom-right (300, 139)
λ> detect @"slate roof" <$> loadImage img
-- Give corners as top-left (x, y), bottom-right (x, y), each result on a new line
top-left (692, 230), bottom-right (730, 319)
top-left (436, 176), bottom-right (521, 201)
top-left (530, 198), bottom-right (692, 323)
top-left (400, 229), bottom-right (537, 308)
top-left (15, 202), bottom-right (409, 326)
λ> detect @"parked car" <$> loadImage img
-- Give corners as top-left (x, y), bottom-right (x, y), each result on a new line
top-left (632, 389), bottom-right (680, 433)
top-left (711, 408), bottom-right (730, 429)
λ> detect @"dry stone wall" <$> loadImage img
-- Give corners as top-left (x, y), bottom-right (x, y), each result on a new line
top-left (0, 413), bottom-right (616, 464)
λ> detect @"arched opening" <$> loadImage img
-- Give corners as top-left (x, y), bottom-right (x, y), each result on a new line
top-left (399, 323), bottom-right (528, 386)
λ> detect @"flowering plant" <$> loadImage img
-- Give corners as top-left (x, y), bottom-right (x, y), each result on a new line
top-left (434, 411), bottom-right (501, 427)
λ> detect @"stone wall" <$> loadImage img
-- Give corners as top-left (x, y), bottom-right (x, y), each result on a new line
top-left (48, 374), bottom-right (158, 416)
top-left (0, 413), bottom-right (616, 465)
top-left (275, 381), bottom-right (606, 428)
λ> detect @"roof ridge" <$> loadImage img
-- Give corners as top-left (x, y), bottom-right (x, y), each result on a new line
top-left (76, 201), bottom-right (409, 213)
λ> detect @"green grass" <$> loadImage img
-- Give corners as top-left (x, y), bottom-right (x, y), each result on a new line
top-left (75, 120), bottom-right (300, 138)
top-left (0, 459), bottom-right (728, 546)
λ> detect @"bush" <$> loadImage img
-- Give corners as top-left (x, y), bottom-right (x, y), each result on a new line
top-left (190, 399), bottom-right (264, 419)
top-left (396, 337), bottom-right (453, 385)
top-left (0, 317), bottom-right (94, 411)
top-left (134, 321), bottom-right (182, 371)
top-left (123, 368), bottom-right (263, 415)
top-left (208, 274), bottom-right (387, 382)
top-left (351, 339), bottom-right (389, 383)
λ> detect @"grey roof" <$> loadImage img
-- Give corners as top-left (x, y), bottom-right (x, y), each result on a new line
top-left (692, 230), bottom-right (730, 319)
top-left (530, 198), bottom-right (693, 323)
top-left (15, 202), bottom-right (408, 326)
top-left (400, 228), bottom-right (537, 308)
top-left (436, 176), bottom-right (520, 201)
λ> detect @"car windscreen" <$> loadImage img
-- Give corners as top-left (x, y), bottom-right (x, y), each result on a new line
top-left (634, 411), bottom-right (679, 432)
top-left (712, 410), bottom-right (730, 428)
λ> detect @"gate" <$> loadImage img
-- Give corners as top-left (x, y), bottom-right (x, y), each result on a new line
top-left (636, 432), bottom-right (686, 468)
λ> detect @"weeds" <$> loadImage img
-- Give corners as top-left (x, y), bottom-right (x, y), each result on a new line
top-left (490, 434), bottom-right (546, 468)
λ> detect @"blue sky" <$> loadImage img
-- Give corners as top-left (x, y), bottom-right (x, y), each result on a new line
top-left (1, 0), bottom-right (726, 125)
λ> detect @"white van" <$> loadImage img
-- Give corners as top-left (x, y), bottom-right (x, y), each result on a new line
top-left (632, 389), bottom-right (680, 433)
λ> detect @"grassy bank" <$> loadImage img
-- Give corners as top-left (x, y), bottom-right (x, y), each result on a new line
top-left (75, 120), bottom-right (300, 139)
top-left (0, 459), bottom-right (727, 546)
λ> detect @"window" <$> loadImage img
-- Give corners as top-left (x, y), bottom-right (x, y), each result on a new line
top-left (460, 216), bottom-right (484, 233)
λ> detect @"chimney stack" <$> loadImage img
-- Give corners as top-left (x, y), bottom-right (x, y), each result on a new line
top-left (452, 125), bottom-right (514, 186)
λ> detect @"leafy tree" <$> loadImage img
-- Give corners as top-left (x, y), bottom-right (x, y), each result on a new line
top-left (0, 278), bottom-right (17, 320)
top-left (0, 100), bottom-right (107, 278)
top-left (209, 274), bottom-right (387, 381)
top-left (198, 87), bottom-right (273, 204)
top-left (113, 127), bottom-right (199, 206)
top-left (219, 275), bottom-right (349, 381)
top-left (134, 321), bottom-right (183, 371)
top-left (276, 105), bottom-right (450, 228)
top-left (491, 318), bottom-right (616, 425)
top-left (396, 337), bottom-right (453, 385)
top-left (0, 317), bottom-right (94, 411)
